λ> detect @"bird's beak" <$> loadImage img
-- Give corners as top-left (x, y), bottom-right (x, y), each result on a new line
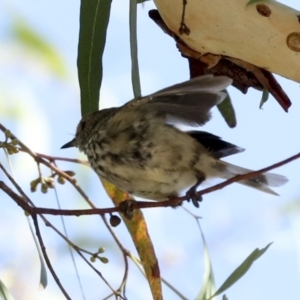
top-left (61, 138), bottom-right (76, 149)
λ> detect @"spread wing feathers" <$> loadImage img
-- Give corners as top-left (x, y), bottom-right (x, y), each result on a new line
top-left (124, 75), bottom-right (232, 126)
top-left (145, 75), bottom-right (232, 126)
top-left (151, 75), bottom-right (233, 97)
top-left (187, 131), bottom-right (245, 158)
top-left (147, 92), bottom-right (226, 126)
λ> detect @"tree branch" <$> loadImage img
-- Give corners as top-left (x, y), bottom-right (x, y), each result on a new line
top-left (1, 152), bottom-right (298, 216)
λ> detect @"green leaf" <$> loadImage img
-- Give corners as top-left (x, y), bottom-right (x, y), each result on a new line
top-left (77, 0), bottom-right (112, 116)
top-left (208, 243), bottom-right (273, 299)
top-left (0, 278), bottom-right (15, 300)
top-left (217, 91), bottom-right (237, 128)
top-left (195, 224), bottom-right (215, 300)
top-left (137, 0), bottom-right (149, 3)
top-left (259, 88), bottom-right (269, 109)
top-left (129, 0), bottom-right (141, 98)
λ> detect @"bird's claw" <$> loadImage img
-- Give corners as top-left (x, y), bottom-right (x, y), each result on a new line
top-left (186, 186), bottom-right (203, 208)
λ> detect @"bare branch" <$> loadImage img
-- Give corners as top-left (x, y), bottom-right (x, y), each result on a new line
top-left (32, 214), bottom-right (72, 300)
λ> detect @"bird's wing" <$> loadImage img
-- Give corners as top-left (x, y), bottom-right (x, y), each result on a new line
top-left (187, 131), bottom-right (245, 158)
top-left (126, 75), bottom-right (232, 126)
top-left (151, 75), bottom-right (232, 96)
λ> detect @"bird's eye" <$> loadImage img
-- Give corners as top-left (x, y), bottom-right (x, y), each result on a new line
top-left (80, 121), bottom-right (86, 131)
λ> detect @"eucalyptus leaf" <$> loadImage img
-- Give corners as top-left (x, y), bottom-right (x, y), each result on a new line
top-left (195, 224), bottom-right (215, 300)
top-left (217, 91), bottom-right (237, 128)
top-left (208, 243), bottom-right (273, 299)
top-left (259, 88), bottom-right (269, 109)
top-left (77, 0), bottom-right (112, 116)
top-left (129, 0), bottom-right (141, 98)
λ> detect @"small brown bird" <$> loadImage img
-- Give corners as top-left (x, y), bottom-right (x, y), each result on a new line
top-left (62, 75), bottom-right (287, 207)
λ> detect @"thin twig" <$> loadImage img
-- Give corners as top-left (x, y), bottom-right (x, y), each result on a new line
top-left (0, 166), bottom-right (122, 296)
top-left (0, 158), bottom-right (128, 297)
top-left (34, 152), bottom-right (90, 166)
top-left (128, 253), bottom-right (188, 300)
top-left (51, 173), bottom-right (86, 300)
top-left (36, 161), bottom-right (43, 180)
top-left (0, 134), bottom-right (131, 294)
top-left (101, 214), bottom-right (129, 297)
top-left (0, 179), bottom-right (123, 297)
top-left (75, 247), bottom-right (125, 299)
top-left (0, 123), bottom-right (91, 200)
top-left (32, 214), bottom-right (72, 300)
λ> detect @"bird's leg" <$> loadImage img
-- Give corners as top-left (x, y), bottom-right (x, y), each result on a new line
top-left (186, 171), bottom-right (205, 208)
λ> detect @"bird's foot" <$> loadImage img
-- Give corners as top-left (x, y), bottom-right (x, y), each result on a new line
top-left (186, 171), bottom-right (205, 208)
top-left (186, 186), bottom-right (203, 208)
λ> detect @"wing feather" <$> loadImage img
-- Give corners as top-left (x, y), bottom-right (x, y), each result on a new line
top-left (124, 75), bottom-right (233, 126)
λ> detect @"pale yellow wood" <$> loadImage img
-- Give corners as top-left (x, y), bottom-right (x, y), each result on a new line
top-left (154, 0), bottom-right (300, 82)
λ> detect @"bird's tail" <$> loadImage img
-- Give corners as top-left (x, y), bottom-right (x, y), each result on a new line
top-left (215, 161), bottom-right (288, 195)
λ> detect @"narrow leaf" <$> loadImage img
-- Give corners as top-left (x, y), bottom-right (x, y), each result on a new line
top-left (129, 0), bottom-right (141, 98)
top-left (52, 187), bottom-right (86, 298)
top-left (196, 224), bottom-right (216, 300)
top-left (259, 88), bottom-right (269, 109)
top-left (77, 0), bottom-right (112, 116)
top-left (217, 91), bottom-right (237, 128)
top-left (0, 278), bottom-right (15, 300)
top-left (209, 243), bottom-right (273, 299)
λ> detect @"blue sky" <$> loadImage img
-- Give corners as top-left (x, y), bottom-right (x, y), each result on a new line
top-left (0, 0), bottom-right (300, 299)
